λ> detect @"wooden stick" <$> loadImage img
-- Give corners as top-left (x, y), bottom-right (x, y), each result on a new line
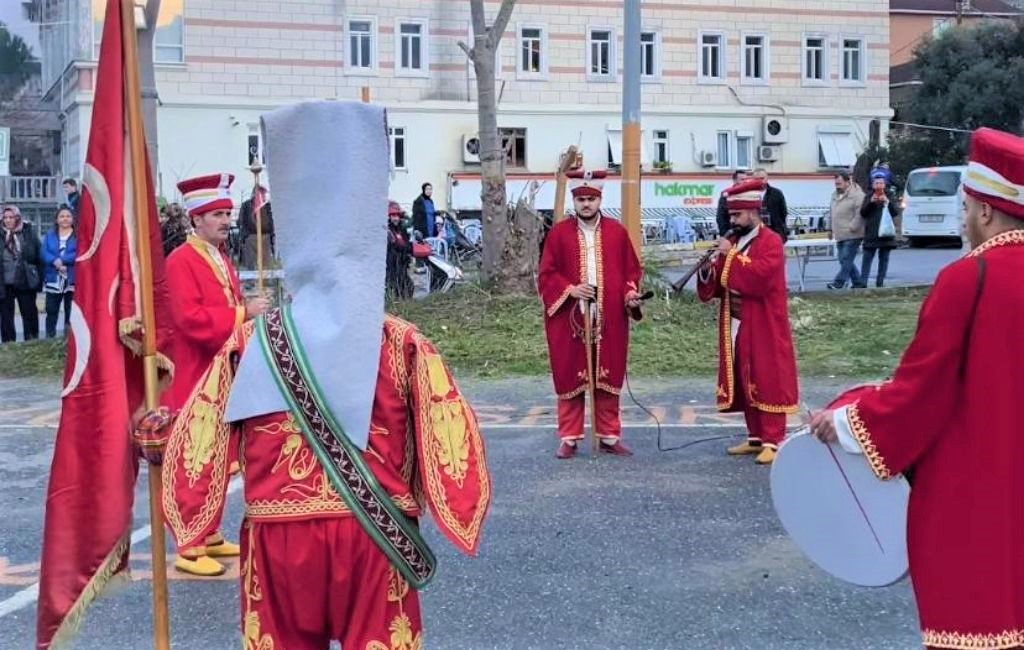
top-left (120, 1), bottom-right (170, 648)
top-left (249, 163), bottom-right (265, 295)
top-left (582, 300), bottom-right (600, 453)
top-left (553, 146), bottom-right (580, 224)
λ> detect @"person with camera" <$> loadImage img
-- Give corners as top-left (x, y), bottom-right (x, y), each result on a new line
top-left (0, 205), bottom-right (43, 342)
top-left (857, 170), bottom-right (900, 288)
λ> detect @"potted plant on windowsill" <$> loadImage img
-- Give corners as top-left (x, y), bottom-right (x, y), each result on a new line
top-left (653, 160), bottom-right (673, 174)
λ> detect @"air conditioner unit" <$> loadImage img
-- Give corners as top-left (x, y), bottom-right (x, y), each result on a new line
top-left (763, 117), bottom-right (789, 144)
top-left (758, 145), bottom-right (778, 162)
top-left (462, 134), bottom-right (481, 164)
top-left (699, 150), bottom-right (717, 167)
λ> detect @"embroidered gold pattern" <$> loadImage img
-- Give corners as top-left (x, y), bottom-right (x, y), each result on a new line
top-left (719, 248), bottom-right (740, 290)
top-left (847, 403), bottom-right (892, 480)
top-left (922, 628), bottom-right (1024, 649)
top-left (366, 568), bottom-right (424, 650)
top-left (546, 286), bottom-right (573, 318)
top-left (385, 316), bottom-right (413, 397)
top-left (182, 355), bottom-right (225, 484)
top-left (426, 354), bottom-right (470, 486)
top-left (187, 235), bottom-right (240, 307)
top-left (967, 229), bottom-right (1024, 258)
top-left (242, 523), bottom-right (275, 650)
top-left (717, 285), bottom-right (736, 410)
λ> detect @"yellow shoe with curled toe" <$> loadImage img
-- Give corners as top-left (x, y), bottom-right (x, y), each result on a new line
top-left (174, 554), bottom-right (226, 577)
top-left (204, 539), bottom-right (241, 558)
top-left (754, 447), bottom-right (778, 465)
top-left (727, 441), bottom-right (763, 456)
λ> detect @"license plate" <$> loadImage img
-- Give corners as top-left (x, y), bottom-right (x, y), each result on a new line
top-left (919, 215), bottom-right (944, 223)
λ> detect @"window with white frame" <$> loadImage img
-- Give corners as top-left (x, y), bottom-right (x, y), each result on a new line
top-left (519, 26), bottom-right (546, 76)
top-left (736, 133), bottom-right (753, 170)
top-left (388, 127), bottom-right (406, 170)
top-left (841, 37), bottom-right (865, 83)
top-left (716, 131), bottom-right (731, 168)
top-left (397, 22), bottom-right (427, 74)
top-left (933, 17), bottom-right (952, 37)
top-left (742, 34), bottom-right (768, 83)
top-left (653, 130), bottom-right (670, 165)
top-left (154, 0), bottom-right (185, 64)
top-left (641, 31), bottom-right (659, 78)
top-left (348, 19), bottom-right (376, 70)
top-left (700, 32), bottom-right (725, 82)
top-left (803, 35), bottom-right (827, 83)
top-left (500, 128), bottom-right (527, 168)
top-left (588, 28), bottom-right (614, 79)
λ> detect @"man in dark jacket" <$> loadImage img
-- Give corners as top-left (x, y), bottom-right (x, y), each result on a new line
top-left (411, 182), bottom-right (436, 238)
top-left (238, 186), bottom-right (275, 269)
top-left (754, 169), bottom-right (788, 242)
top-left (62, 179), bottom-right (81, 218)
top-left (716, 170), bottom-right (748, 235)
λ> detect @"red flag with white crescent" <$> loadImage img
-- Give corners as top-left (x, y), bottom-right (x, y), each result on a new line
top-left (35, 1), bottom-right (173, 647)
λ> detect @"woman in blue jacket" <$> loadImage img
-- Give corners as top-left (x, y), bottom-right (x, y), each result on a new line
top-left (42, 206), bottom-right (77, 338)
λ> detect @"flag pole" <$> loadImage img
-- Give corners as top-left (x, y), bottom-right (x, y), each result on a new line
top-left (120, 1), bottom-right (171, 649)
top-left (249, 162), bottom-right (265, 295)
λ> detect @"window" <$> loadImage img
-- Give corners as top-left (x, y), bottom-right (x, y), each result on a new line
top-left (653, 130), bottom-right (669, 165)
top-left (397, 22), bottom-right (427, 74)
top-left (841, 37), bottom-right (864, 83)
top-left (518, 26), bottom-right (546, 77)
top-left (736, 133), bottom-right (753, 170)
top-left (933, 17), bottom-right (953, 37)
top-left (154, 0), bottom-right (185, 64)
top-left (588, 28), bottom-right (614, 79)
top-left (818, 131), bottom-right (857, 168)
top-left (247, 124), bottom-right (263, 166)
top-left (699, 32), bottom-right (725, 82)
top-left (742, 33), bottom-right (768, 83)
top-left (716, 131), bottom-right (731, 168)
top-left (803, 35), bottom-right (827, 84)
top-left (388, 127), bottom-right (406, 170)
top-left (348, 19), bottom-right (376, 71)
top-left (640, 31), bottom-right (659, 79)
top-left (500, 128), bottom-right (527, 168)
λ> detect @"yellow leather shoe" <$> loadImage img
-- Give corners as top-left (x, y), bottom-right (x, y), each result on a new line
top-left (727, 441), bottom-right (763, 456)
top-left (204, 539), bottom-right (241, 558)
top-left (754, 447), bottom-right (778, 465)
top-left (174, 554), bottom-right (226, 577)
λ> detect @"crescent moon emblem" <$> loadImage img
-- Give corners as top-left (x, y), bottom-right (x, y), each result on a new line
top-left (78, 163), bottom-right (112, 263)
top-left (61, 302), bottom-right (91, 398)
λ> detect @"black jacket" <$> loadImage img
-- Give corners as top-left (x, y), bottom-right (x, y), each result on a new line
top-left (411, 194), bottom-right (435, 238)
top-left (716, 193), bottom-right (730, 235)
top-left (1, 224), bottom-right (43, 292)
top-left (860, 191), bottom-right (900, 250)
top-left (762, 184), bottom-right (789, 242)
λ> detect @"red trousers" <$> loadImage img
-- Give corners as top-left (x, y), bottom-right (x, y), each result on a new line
top-left (240, 517), bottom-right (422, 650)
top-left (557, 390), bottom-right (622, 441)
top-left (732, 371), bottom-right (786, 447)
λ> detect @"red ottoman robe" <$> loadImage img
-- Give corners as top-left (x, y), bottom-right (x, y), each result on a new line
top-left (697, 226), bottom-right (799, 414)
top-left (164, 235), bottom-right (244, 411)
top-left (538, 216), bottom-right (643, 399)
top-left (838, 232), bottom-right (1024, 650)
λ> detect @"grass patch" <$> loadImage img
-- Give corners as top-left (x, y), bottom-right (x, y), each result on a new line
top-left (0, 338), bottom-right (67, 378)
top-left (0, 288), bottom-right (927, 381)
top-left (393, 287), bottom-right (927, 380)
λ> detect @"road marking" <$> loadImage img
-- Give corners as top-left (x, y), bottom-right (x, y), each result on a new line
top-left (0, 477), bottom-right (242, 619)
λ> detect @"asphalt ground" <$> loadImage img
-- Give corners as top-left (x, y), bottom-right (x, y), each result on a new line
top-left (0, 377), bottom-right (921, 650)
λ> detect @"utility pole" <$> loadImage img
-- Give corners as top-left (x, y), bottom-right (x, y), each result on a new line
top-left (621, 0), bottom-right (642, 256)
top-left (956, 0), bottom-right (968, 26)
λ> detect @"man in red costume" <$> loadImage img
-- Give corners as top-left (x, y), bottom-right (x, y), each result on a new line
top-left (539, 169), bottom-right (644, 459)
top-left (163, 101), bottom-right (492, 649)
top-left (697, 177), bottom-right (799, 465)
top-left (811, 128), bottom-right (1024, 650)
top-left (164, 172), bottom-right (269, 576)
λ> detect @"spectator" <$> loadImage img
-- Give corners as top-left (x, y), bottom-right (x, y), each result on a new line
top-left (160, 202), bottom-right (190, 256)
top-left (827, 171), bottom-right (865, 290)
top-left (62, 178), bottom-right (81, 218)
top-left (0, 205), bottom-right (43, 341)
top-left (42, 206), bottom-right (77, 338)
top-left (412, 182), bottom-right (436, 239)
top-left (753, 168), bottom-right (789, 242)
top-left (857, 172), bottom-right (900, 288)
top-left (716, 170), bottom-right (748, 235)
top-left (386, 201), bottom-right (414, 300)
top-left (238, 186), bottom-right (275, 269)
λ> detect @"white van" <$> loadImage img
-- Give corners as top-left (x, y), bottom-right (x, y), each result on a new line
top-left (901, 165), bottom-right (965, 246)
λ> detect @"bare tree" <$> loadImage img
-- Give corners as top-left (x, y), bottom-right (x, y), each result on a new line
top-left (459, 0), bottom-right (540, 293)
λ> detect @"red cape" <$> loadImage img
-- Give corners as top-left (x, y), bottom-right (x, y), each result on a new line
top-left (538, 216), bottom-right (642, 399)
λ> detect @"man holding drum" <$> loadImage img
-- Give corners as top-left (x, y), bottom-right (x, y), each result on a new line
top-left (697, 178), bottom-right (799, 465)
top-left (811, 128), bottom-right (1024, 650)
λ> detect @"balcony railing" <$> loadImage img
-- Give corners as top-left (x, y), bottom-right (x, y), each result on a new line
top-left (1, 176), bottom-right (63, 205)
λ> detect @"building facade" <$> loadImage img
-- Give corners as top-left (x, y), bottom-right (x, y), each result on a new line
top-left (29, 0), bottom-right (892, 212)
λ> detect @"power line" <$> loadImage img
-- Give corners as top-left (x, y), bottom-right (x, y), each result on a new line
top-left (890, 120), bottom-right (973, 134)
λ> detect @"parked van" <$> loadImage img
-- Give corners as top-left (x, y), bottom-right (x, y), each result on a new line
top-left (901, 166), bottom-right (966, 246)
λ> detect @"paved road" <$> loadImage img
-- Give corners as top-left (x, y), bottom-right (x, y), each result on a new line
top-left (0, 376), bottom-right (920, 650)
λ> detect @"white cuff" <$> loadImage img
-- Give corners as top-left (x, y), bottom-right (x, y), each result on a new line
top-left (833, 405), bottom-right (863, 455)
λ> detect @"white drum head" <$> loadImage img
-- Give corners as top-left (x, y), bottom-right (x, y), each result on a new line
top-left (771, 432), bottom-right (910, 587)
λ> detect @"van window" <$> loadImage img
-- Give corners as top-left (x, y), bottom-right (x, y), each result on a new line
top-left (907, 170), bottom-right (961, 197)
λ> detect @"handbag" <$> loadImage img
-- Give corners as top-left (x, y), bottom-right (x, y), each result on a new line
top-left (22, 262), bottom-right (41, 291)
top-left (412, 241), bottom-right (434, 259)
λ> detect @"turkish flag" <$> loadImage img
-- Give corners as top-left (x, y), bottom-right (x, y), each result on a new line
top-left (35, 1), bottom-right (173, 647)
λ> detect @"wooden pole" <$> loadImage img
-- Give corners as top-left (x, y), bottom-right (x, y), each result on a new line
top-left (553, 145), bottom-right (580, 224)
top-left (583, 302), bottom-right (600, 453)
top-left (249, 162), bottom-right (265, 295)
top-left (621, 0), bottom-right (643, 257)
top-left (120, 1), bottom-right (170, 648)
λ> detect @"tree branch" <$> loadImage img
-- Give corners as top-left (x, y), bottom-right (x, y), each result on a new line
top-left (470, 0), bottom-right (486, 38)
top-left (488, 0), bottom-right (517, 50)
top-left (457, 40), bottom-right (474, 61)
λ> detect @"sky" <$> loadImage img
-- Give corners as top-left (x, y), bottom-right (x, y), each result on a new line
top-left (1, 3), bottom-right (41, 57)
